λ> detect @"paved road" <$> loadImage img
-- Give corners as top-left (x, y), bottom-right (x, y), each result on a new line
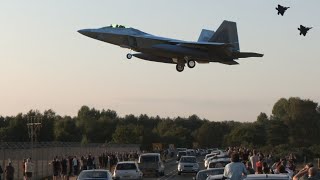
top-left (145, 156), bottom-right (205, 180)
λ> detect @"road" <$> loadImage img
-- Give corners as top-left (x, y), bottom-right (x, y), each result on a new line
top-left (145, 156), bottom-right (205, 180)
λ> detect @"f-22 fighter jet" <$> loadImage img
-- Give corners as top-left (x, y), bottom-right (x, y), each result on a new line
top-left (298, 25), bottom-right (312, 36)
top-left (78, 21), bottom-right (263, 72)
top-left (276, 4), bottom-right (290, 16)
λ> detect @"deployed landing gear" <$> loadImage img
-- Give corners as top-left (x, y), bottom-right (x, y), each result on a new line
top-left (176, 64), bottom-right (185, 72)
top-left (187, 60), bottom-right (196, 68)
top-left (126, 53), bottom-right (132, 59)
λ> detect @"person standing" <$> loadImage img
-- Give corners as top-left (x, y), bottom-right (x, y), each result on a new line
top-left (223, 153), bottom-right (247, 180)
top-left (25, 158), bottom-right (34, 180)
top-left (250, 150), bottom-right (259, 172)
top-left (0, 163), bottom-right (3, 180)
top-left (5, 162), bottom-right (14, 180)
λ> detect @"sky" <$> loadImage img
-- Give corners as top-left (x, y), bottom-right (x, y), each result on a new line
top-left (0, 0), bottom-right (320, 122)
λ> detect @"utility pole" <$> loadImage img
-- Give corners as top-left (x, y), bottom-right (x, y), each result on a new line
top-left (27, 116), bottom-right (42, 179)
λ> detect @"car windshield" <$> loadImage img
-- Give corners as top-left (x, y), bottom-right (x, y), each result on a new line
top-left (78, 171), bottom-right (110, 179)
top-left (179, 152), bottom-right (187, 156)
top-left (140, 155), bottom-right (159, 162)
top-left (116, 163), bottom-right (136, 170)
top-left (197, 169), bottom-right (224, 180)
top-left (180, 157), bottom-right (196, 163)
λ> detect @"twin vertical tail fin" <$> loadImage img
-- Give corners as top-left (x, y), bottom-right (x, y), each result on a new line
top-left (209, 20), bottom-right (240, 51)
top-left (197, 29), bottom-right (215, 42)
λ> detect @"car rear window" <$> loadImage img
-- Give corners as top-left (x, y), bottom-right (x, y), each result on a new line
top-left (116, 163), bottom-right (137, 170)
top-left (140, 155), bottom-right (159, 162)
top-left (180, 157), bottom-right (196, 163)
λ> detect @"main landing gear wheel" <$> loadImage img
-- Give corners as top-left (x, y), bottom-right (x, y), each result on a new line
top-left (176, 64), bottom-right (184, 72)
top-left (187, 60), bottom-right (196, 68)
top-left (126, 53), bottom-right (132, 59)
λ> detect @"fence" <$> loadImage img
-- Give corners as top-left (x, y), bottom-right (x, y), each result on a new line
top-left (0, 142), bottom-right (140, 179)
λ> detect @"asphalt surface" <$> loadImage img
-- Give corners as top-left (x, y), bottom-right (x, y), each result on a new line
top-left (145, 156), bottom-right (205, 180)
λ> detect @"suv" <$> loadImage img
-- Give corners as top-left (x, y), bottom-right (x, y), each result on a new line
top-left (113, 161), bottom-right (143, 180)
top-left (177, 151), bottom-right (187, 161)
top-left (138, 153), bottom-right (164, 177)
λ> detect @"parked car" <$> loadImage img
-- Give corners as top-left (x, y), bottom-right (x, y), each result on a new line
top-left (207, 158), bottom-right (231, 169)
top-left (193, 168), bottom-right (224, 180)
top-left (138, 153), bottom-right (164, 177)
top-left (206, 174), bottom-right (225, 180)
top-left (177, 151), bottom-right (187, 161)
top-left (77, 169), bottom-right (112, 180)
top-left (243, 174), bottom-right (291, 180)
top-left (207, 174), bottom-right (291, 180)
top-left (113, 161), bottom-right (143, 180)
top-left (177, 156), bottom-right (199, 175)
top-left (205, 155), bottom-right (229, 168)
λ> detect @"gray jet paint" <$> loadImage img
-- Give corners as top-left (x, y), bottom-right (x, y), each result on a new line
top-left (78, 21), bottom-right (263, 72)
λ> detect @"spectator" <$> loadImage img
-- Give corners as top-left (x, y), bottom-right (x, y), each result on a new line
top-left (5, 162), bottom-right (14, 180)
top-left (61, 157), bottom-right (68, 180)
top-left (262, 162), bottom-right (271, 174)
top-left (293, 163), bottom-right (320, 180)
top-left (245, 161), bottom-right (255, 174)
top-left (50, 157), bottom-right (60, 180)
top-left (22, 159), bottom-right (26, 180)
top-left (223, 153), bottom-right (247, 180)
top-left (25, 158), bottom-right (33, 180)
top-left (72, 156), bottom-right (78, 176)
top-left (0, 163), bottom-right (3, 180)
top-left (250, 150), bottom-right (259, 172)
top-left (256, 156), bottom-right (263, 173)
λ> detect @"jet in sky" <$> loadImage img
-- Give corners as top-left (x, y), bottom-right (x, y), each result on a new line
top-left (276, 4), bottom-right (290, 16)
top-left (78, 21), bottom-right (263, 72)
top-left (298, 25), bottom-right (312, 36)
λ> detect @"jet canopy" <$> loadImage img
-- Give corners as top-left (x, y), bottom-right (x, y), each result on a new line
top-left (104, 24), bottom-right (128, 28)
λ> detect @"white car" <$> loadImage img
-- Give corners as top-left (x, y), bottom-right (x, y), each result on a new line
top-left (178, 156), bottom-right (199, 175)
top-left (207, 158), bottom-right (231, 169)
top-left (205, 154), bottom-right (229, 168)
top-left (113, 161), bottom-right (143, 180)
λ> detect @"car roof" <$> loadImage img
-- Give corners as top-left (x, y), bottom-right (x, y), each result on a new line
top-left (209, 158), bottom-right (230, 163)
top-left (207, 174), bottom-right (224, 179)
top-left (198, 168), bottom-right (224, 173)
top-left (244, 174), bottom-right (290, 179)
top-left (80, 169), bottom-right (111, 172)
top-left (117, 161), bottom-right (137, 164)
top-left (181, 155), bottom-right (196, 158)
top-left (140, 153), bottom-right (160, 156)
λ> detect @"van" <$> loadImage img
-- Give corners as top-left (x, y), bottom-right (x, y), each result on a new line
top-left (138, 153), bottom-right (165, 177)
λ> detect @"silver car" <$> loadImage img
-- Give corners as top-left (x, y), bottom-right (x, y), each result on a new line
top-left (178, 156), bottom-right (199, 175)
top-left (77, 169), bottom-right (112, 180)
top-left (113, 161), bottom-right (143, 180)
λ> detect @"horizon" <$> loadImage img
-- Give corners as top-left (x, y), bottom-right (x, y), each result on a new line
top-left (1, 0), bottom-right (320, 122)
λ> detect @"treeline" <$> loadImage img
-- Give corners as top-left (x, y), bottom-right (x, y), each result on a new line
top-left (1, 97), bottom-right (320, 157)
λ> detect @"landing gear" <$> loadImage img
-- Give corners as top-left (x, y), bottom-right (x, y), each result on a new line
top-left (187, 60), bottom-right (196, 68)
top-left (176, 64), bottom-right (184, 72)
top-left (126, 53), bottom-right (132, 59)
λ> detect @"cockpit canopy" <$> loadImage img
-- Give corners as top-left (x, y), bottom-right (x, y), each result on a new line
top-left (104, 24), bottom-right (127, 29)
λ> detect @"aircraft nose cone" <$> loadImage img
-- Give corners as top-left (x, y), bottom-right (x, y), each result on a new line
top-left (78, 29), bottom-right (97, 39)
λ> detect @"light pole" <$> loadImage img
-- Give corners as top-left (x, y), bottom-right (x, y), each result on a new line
top-left (27, 116), bottom-right (42, 179)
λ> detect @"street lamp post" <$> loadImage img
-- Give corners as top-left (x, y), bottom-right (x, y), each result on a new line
top-left (27, 116), bottom-right (42, 179)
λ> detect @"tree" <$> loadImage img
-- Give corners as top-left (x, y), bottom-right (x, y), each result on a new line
top-left (112, 124), bottom-right (141, 144)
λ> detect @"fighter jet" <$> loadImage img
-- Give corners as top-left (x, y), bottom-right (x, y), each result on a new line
top-left (298, 25), bottom-right (312, 36)
top-left (276, 4), bottom-right (290, 16)
top-left (78, 21), bottom-right (263, 72)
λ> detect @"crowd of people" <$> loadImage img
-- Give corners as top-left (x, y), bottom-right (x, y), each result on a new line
top-left (223, 147), bottom-right (320, 179)
top-left (47, 151), bottom-right (140, 179)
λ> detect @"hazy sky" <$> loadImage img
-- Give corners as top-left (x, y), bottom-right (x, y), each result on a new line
top-left (1, 1), bottom-right (319, 122)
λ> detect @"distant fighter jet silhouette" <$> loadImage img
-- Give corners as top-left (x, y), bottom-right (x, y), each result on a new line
top-left (276, 4), bottom-right (290, 16)
top-left (298, 25), bottom-right (312, 36)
